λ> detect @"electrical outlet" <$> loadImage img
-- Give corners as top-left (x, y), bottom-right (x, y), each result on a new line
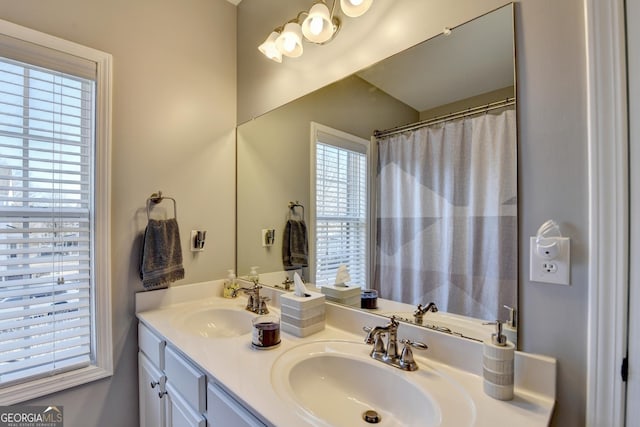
top-left (529, 237), bottom-right (570, 285)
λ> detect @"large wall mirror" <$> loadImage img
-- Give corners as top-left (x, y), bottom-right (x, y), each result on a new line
top-left (237, 4), bottom-right (517, 341)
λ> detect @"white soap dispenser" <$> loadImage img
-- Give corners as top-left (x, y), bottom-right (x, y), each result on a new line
top-left (247, 266), bottom-right (260, 285)
top-left (483, 320), bottom-right (515, 401)
top-left (502, 305), bottom-right (518, 346)
top-left (223, 269), bottom-right (238, 298)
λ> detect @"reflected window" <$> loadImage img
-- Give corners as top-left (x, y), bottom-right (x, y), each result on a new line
top-left (311, 123), bottom-right (369, 287)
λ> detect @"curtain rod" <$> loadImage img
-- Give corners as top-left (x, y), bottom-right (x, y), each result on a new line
top-left (374, 97), bottom-right (516, 139)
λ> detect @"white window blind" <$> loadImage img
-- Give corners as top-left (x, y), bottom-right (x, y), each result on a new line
top-left (0, 56), bottom-right (95, 385)
top-left (315, 131), bottom-right (368, 287)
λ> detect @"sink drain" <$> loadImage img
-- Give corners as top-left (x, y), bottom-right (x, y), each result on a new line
top-left (363, 410), bottom-right (381, 424)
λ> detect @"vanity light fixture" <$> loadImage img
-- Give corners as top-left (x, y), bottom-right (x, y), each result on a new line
top-left (340, 0), bottom-right (373, 18)
top-left (275, 21), bottom-right (304, 58)
top-left (258, 0), bottom-right (373, 62)
top-left (258, 30), bottom-right (283, 63)
top-left (301, 2), bottom-right (335, 43)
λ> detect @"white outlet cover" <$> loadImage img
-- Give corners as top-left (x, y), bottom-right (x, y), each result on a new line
top-left (529, 237), bottom-right (570, 285)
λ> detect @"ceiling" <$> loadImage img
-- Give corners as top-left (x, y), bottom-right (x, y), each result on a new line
top-left (356, 6), bottom-right (514, 112)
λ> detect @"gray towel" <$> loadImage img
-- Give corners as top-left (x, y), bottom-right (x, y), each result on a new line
top-left (282, 219), bottom-right (308, 269)
top-left (140, 218), bottom-right (184, 289)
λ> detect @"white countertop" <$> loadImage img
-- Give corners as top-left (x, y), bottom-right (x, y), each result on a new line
top-left (136, 280), bottom-right (555, 427)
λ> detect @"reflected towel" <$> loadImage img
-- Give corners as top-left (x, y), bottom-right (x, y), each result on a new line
top-left (283, 219), bottom-right (308, 269)
top-left (139, 218), bottom-right (185, 289)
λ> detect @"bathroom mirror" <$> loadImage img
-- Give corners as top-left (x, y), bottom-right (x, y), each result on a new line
top-left (237, 4), bottom-right (517, 339)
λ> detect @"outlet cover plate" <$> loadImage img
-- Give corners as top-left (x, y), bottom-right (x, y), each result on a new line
top-left (529, 237), bottom-right (570, 285)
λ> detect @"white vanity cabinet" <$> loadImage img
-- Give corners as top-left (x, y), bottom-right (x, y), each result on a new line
top-left (138, 323), bottom-right (167, 427)
top-left (138, 323), bottom-right (207, 427)
top-left (138, 323), bottom-right (268, 427)
top-left (207, 382), bottom-right (266, 427)
top-left (164, 346), bottom-right (207, 427)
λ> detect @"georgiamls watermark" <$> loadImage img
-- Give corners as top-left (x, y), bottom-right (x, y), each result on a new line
top-left (0, 406), bottom-right (63, 427)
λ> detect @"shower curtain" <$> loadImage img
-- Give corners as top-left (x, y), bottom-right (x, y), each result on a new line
top-left (373, 109), bottom-right (517, 320)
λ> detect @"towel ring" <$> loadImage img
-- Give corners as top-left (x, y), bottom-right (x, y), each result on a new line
top-left (288, 201), bottom-right (305, 219)
top-left (146, 191), bottom-right (178, 220)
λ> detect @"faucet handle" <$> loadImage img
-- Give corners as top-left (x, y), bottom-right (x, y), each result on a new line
top-left (257, 297), bottom-right (270, 315)
top-left (401, 339), bottom-right (428, 350)
top-left (363, 326), bottom-right (386, 356)
top-left (399, 339), bottom-right (428, 371)
top-left (363, 325), bottom-right (378, 337)
top-left (389, 316), bottom-right (400, 328)
top-left (372, 333), bottom-right (386, 356)
top-left (245, 294), bottom-right (254, 310)
top-left (503, 305), bottom-right (517, 327)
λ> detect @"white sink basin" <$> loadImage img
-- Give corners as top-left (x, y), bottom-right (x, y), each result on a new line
top-left (271, 340), bottom-right (475, 427)
top-left (177, 307), bottom-right (254, 338)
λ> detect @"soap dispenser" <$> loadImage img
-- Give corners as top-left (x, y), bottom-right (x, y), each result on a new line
top-left (248, 266), bottom-right (260, 285)
top-left (502, 305), bottom-right (518, 346)
top-left (223, 269), bottom-right (238, 298)
top-left (482, 320), bottom-right (515, 401)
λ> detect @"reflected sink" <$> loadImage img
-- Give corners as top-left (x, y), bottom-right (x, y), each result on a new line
top-left (271, 340), bottom-right (475, 427)
top-left (177, 307), bottom-right (254, 338)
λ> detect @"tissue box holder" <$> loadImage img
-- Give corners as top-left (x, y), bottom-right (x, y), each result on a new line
top-left (280, 291), bottom-right (325, 337)
top-left (321, 284), bottom-right (361, 307)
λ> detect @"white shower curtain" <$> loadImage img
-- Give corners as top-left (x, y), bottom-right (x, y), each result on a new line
top-left (374, 109), bottom-right (517, 320)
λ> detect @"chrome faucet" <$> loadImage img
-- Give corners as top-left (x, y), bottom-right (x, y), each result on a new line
top-left (413, 301), bottom-right (438, 324)
top-left (275, 277), bottom-right (294, 291)
top-left (232, 283), bottom-right (269, 314)
top-left (363, 316), bottom-right (428, 371)
top-left (365, 316), bottom-right (400, 360)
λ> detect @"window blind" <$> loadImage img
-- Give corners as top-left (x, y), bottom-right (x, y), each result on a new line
top-left (0, 56), bottom-right (95, 385)
top-left (315, 141), bottom-right (367, 287)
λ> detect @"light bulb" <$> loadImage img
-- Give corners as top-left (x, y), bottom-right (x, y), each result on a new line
top-left (309, 16), bottom-right (324, 35)
top-left (258, 31), bottom-right (282, 63)
top-left (283, 35), bottom-right (296, 53)
top-left (340, 0), bottom-right (372, 17)
top-left (275, 22), bottom-right (303, 57)
top-left (302, 2), bottom-right (335, 43)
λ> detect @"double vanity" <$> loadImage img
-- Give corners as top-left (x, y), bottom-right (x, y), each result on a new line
top-left (136, 280), bottom-right (555, 426)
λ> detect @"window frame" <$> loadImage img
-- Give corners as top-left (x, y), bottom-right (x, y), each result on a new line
top-left (0, 18), bottom-right (112, 404)
top-left (309, 121), bottom-right (370, 287)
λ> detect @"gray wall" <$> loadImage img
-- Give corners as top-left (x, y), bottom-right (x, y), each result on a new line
top-left (238, 0), bottom-right (587, 425)
top-left (0, 0), bottom-right (237, 426)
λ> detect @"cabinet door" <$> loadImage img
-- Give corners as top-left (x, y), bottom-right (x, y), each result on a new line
top-left (207, 383), bottom-right (266, 427)
top-left (165, 345), bottom-right (206, 413)
top-left (166, 383), bottom-right (206, 427)
top-left (139, 352), bottom-right (167, 427)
